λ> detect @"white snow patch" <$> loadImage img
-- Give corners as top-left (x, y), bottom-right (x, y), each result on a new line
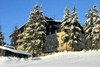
top-left (0, 50), bottom-right (100, 67)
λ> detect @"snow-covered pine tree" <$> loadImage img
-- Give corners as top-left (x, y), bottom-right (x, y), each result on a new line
top-left (61, 7), bottom-right (71, 44)
top-left (10, 26), bottom-right (18, 47)
top-left (61, 7), bottom-right (71, 31)
top-left (83, 8), bottom-right (93, 50)
top-left (84, 4), bottom-right (100, 50)
top-left (69, 6), bottom-right (85, 51)
top-left (23, 3), bottom-right (47, 56)
top-left (91, 4), bottom-right (100, 50)
top-left (0, 25), bottom-right (5, 46)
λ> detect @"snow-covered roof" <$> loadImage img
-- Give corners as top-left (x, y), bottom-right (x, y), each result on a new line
top-left (0, 46), bottom-right (32, 55)
top-left (9, 22), bottom-right (27, 37)
top-left (47, 20), bottom-right (62, 23)
top-left (4, 45), bottom-right (15, 49)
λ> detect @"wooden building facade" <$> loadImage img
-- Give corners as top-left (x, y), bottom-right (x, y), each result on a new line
top-left (9, 17), bottom-right (62, 50)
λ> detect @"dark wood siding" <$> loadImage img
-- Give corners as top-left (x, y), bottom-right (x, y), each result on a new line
top-left (0, 49), bottom-right (30, 58)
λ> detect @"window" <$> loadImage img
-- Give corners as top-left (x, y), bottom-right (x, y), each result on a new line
top-left (49, 32), bottom-right (51, 35)
top-left (49, 25), bottom-right (52, 28)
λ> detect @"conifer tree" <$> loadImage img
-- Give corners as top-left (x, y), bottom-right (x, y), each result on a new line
top-left (92, 5), bottom-right (99, 22)
top-left (84, 8), bottom-right (93, 50)
top-left (0, 26), bottom-right (5, 46)
top-left (84, 4), bottom-right (100, 50)
top-left (69, 6), bottom-right (85, 51)
top-left (23, 3), bottom-right (47, 56)
top-left (91, 4), bottom-right (100, 50)
top-left (10, 26), bottom-right (18, 47)
top-left (61, 7), bottom-right (71, 44)
top-left (61, 6), bottom-right (85, 51)
top-left (61, 7), bottom-right (71, 31)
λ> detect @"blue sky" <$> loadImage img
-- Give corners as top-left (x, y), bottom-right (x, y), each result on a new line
top-left (0, 0), bottom-right (100, 44)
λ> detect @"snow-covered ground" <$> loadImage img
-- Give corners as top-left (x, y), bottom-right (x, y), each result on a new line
top-left (0, 50), bottom-right (100, 67)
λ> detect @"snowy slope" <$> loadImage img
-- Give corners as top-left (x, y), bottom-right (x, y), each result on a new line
top-left (0, 50), bottom-right (100, 67)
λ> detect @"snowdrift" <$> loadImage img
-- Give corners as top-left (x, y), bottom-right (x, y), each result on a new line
top-left (0, 50), bottom-right (100, 67)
